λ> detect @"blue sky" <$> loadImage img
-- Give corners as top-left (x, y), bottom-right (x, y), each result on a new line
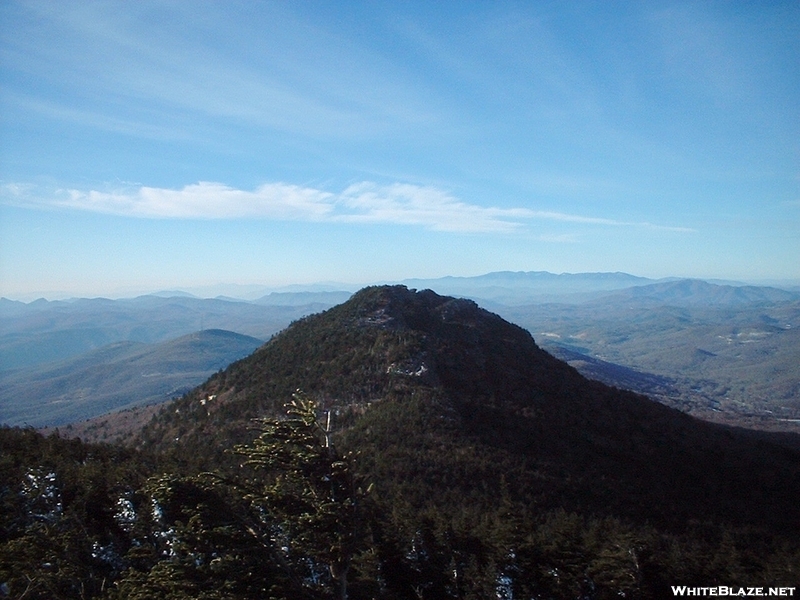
top-left (1, 1), bottom-right (798, 299)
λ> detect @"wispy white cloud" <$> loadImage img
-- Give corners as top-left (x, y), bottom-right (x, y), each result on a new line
top-left (335, 182), bottom-right (531, 232)
top-left (57, 182), bottom-right (335, 220)
top-left (527, 210), bottom-right (694, 232)
top-left (1, 181), bottom-right (526, 233)
top-left (535, 233), bottom-right (582, 243)
top-left (527, 210), bottom-right (622, 226)
top-left (1, 181), bottom-right (693, 234)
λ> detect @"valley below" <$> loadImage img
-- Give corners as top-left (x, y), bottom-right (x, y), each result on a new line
top-left (500, 299), bottom-right (800, 433)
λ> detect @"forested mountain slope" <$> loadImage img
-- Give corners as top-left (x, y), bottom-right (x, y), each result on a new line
top-left (139, 286), bottom-right (800, 532)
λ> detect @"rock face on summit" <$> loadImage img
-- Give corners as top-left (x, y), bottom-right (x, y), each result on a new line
top-left (346, 286), bottom-right (580, 405)
top-left (138, 285), bottom-right (800, 532)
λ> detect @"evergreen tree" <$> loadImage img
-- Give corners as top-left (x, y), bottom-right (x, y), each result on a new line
top-left (230, 391), bottom-right (374, 600)
top-left (109, 392), bottom-right (377, 600)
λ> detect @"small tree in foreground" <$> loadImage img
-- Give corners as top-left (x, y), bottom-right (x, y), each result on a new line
top-left (109, 392), bottom-right (375, 600)
top-left (231, 391), bottom-right (374, 600)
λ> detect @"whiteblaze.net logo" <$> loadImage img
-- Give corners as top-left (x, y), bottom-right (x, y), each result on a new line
top-left (672, 587), bottom-right (796, 597)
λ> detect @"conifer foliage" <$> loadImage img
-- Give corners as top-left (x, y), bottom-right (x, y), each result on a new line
top-left (108, 393), bottom-right (376, 600)
top-left (228, 391), bottom-right (374, 600)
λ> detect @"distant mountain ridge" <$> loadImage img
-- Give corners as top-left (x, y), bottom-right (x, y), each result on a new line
top-left (405, 269), bottom-right (655, 288)
top-left (596, 278), bottom-right (799, 306)
top-left (0, 295), bottom-right (329, 371)
top-left (399, 272), bottom-right (800, 307)
top-left (401, 270), bottom-right (661, 304)
top-left (253, 290), bottom-right (353, 306)
top-left (0, 329), bottom-right (263, 427)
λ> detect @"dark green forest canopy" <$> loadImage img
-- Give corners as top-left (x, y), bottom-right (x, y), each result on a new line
top-left (3, 287), bottom-right (800, 598)
top-left (3, 417), bottom-right (799, 599)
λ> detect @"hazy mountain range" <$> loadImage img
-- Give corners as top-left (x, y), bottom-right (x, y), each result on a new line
top-left (0, 295), bottom-right (327, 371)
top-left (2, 271), bottom-right (799, 431)
top-left (0, 329), bottom-right (263, 427)
top-left (494, 279), bottom-right (800, 430)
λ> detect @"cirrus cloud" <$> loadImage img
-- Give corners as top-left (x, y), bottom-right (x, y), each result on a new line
top-left (59, 182), bottom-right (335, 220)
top-left (1, 180), bottom-right (693, 234)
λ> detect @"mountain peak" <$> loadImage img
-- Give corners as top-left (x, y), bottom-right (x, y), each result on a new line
top-left (347, 285), bottom-right (482, 330)
top-left (140, 285), bottom-right (561, 445)
top-left (133, 285), bottom-right (800, 535)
